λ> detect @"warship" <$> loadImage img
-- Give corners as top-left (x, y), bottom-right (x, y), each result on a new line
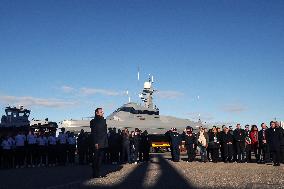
top-left (62, 75), bottom-right (203, 134)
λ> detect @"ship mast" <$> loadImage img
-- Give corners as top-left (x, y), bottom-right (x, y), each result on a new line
top-left (139, 74), bottom-right (156, 109)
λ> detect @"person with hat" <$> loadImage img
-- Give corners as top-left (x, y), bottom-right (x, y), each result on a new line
top-left (169, 128), bottom-right (182, 162)
top-left (90, 107), bottom-right (108, 178)
top-left (183, 126), bottom-right (196, 162)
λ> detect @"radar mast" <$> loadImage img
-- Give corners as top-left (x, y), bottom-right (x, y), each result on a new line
top-left (139, 74), bottom-right (156, 109)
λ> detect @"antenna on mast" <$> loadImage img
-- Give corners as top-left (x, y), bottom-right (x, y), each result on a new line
top-left (125, 90), bottom-right (131, 103)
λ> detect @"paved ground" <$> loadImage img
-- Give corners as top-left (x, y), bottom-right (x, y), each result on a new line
top-left (0, 154), bottom-right (284, 189)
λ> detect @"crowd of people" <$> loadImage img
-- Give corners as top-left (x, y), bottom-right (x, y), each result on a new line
top-left (1, 117), bottom-right (283, 171)
top-left (77, 127), bottom-right (151, 166)
top-left (0, 127), bottom-right (151, 170)
top-left (0, 129), bottom-right (77, 169)
top-left (167, 121), bottom-right (284, 166)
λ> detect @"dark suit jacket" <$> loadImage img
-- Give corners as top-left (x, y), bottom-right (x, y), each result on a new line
top-left (258, 129), bottom-right (268, 147)
top-left (266, 127), bottom-right (281, 151)
top-left (90, 117), bottom-right (108, 149)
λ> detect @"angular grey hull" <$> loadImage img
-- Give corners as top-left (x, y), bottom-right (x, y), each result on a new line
top-left (62, 115), bottom-right (201, 134)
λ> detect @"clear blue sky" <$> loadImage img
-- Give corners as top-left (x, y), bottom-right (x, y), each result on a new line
top-left (0, 0), bottom-right (283, 126)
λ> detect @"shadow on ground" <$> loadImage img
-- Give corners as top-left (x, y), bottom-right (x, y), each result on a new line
top-left (82, 155), bottom-right (195, 189)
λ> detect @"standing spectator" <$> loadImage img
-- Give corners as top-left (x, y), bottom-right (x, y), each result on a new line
top-left (208, 127), bottom-right (220, 163)
top-left (275, 121), bottom-right (284, 163)
top-left (36, 132), bottom-right (47, 167)
top-left (77, 129), bottom-right (87, 164)
top-left (133, 128), bottom-right (141, 164)
top-left (48, 131), bottom-right (57, 166)
top-left (90, 108), bottom-right (108, 178)
top-left (219, 125), bottom-right (226, 162)
top-left (26, 130), bottom-right (37, 167)
top-left (233, 124), bottom-right (246, 163)
top-left (57, 128), bottom-right (68, 165)
top-left (169, 128), bottom-right (182, 162)
top-left (197, 127), bottom-right (209, 163)
top-left (1, 135), bottom-right (13, 168)
top-left (67, 132), bottom-right (76, 164)
top-left (244, 125), bottom-right (252, 163)
top-left (121, 129), bottom-right (130, 164)
top-left (15, 132), bottom-right (26, 168)
top-left (266, 121), bottom-right (282, 166)
top-left (222, 127), bottom-right (234, 163)
top-left (258, 123), bottom-right (270, 163)
top-left (141, 130), bottom-right (151, 162)
top-left (249, 125), bottom-right (259, 162)
top-left (183, 126), bottom-right (196, 162)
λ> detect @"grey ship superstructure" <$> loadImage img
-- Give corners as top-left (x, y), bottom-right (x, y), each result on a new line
top-left (0, 106), bottom-right (30, 128)
top-left (62, 75), bottom-right (203, 134)
top-left (0, 106), bottom-right (57, 134)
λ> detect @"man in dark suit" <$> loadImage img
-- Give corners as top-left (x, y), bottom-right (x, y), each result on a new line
top-left (90, 108), bottom-right (108, 178)
top-left (258, 123), bottom-right (270, 163)
top-left (276, 121), bottom-right (284, 163)
top-left (267, 121), bottom-right (281, 166)
top-left (233, 124), bottom-right (246, 163)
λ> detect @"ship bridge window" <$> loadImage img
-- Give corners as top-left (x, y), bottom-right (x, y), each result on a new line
top-left (120, 107), bottom-right (138, 114)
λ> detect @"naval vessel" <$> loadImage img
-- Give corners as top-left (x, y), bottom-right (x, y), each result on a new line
top-left (62, 75), bottom-right (203, 134)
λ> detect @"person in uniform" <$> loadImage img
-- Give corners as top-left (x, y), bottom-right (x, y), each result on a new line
top-left (26, 130), bottom-right (37, 167)
top-left (57, 128), bottom-right (68, 165)
top-left (67, 132), bottom-right (76, 165)
top-left (36, 132), bottom-right (47, 167)
top-left (15, 132), bottom-right (26, 168)
top-left (169, 128), bottom-right (182, 162)
top-left (1, 135), bottom-right (13, 168)
top-left (266, 121), bottom-right (282, 166)
top-left (258, 123), bottom-right (270, 163)
top-left (90, 108), bottom-right (108, 178)
top-left (48, 131), bottom-right (57, 166)
top-left (233, 124), bottom-right (246, 163)
top-left (183, 126), bottom-right (196, 162)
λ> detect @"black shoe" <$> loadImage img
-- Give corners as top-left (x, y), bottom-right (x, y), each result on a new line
top-left (273, 163), bottom-right (280, 166)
